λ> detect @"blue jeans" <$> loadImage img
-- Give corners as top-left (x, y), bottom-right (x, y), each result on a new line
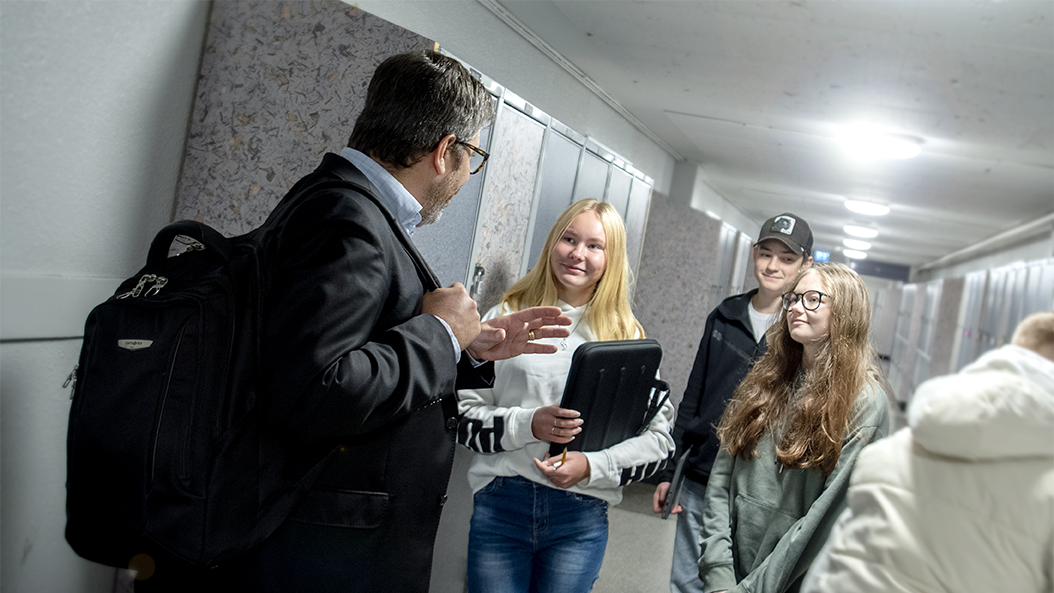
top-left (468, 476), bottom-right (609, 593)
top-left (670, 477), bottom-right (708, 593)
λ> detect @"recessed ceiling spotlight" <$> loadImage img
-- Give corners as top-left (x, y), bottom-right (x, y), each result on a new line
top-left (838, 123), bottom-right (921, 160)
top-left (844, 200), bottom-right (890, 216)
top-left (844, 225), bottom-right (879, 239)
top-left (843, 249), bottom-right (868, 259)
top-left (843, 238), bottom-right (872, 250)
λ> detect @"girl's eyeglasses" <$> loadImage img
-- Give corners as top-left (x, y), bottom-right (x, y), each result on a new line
top-left (781, 290), bottom-right (828, 311)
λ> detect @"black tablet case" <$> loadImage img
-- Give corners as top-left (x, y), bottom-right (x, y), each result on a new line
top-left (662, 444), bottom-right (692, 519)
top-left (548, 339), bottom-right (669, 456)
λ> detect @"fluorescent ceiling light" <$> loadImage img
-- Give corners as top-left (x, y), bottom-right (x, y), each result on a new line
top-left (844, 200), bottom-right (890, 216)
top-left (843, 238), bottom-right (872, 250)
top-left (838, 123), bottom-right (921, 160)
top-left (844, 225), bottom-right (879, 239)
top-left (843, 249), bottom-right (868, 259)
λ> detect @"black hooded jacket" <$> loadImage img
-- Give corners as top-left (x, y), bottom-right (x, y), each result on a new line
top-left (664, 289), bottom-right (768, 485)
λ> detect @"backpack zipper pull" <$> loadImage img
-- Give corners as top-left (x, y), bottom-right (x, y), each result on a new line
top-left (145, 276), bottom-right (168, 297)
top-left (64, 365), bottom-right (78, 400)
top-left (116, 274), bottom-right (156, 299)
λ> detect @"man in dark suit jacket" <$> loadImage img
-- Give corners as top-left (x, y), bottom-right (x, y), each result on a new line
top-left (235, 51), bottom-right (571, 592)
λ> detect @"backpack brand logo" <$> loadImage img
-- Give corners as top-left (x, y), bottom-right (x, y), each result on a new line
top-left (118, 340), bottom-right (153, 351)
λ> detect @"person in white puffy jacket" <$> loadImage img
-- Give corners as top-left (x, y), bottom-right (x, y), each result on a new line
top-left (457, 198), bottom-right (675, 593)
top-left (802, 310), bottom-right (1054, 593)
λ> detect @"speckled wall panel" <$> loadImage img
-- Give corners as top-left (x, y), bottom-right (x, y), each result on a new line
top-left (174, 0), bottom-right (434, 236)
top-left (472, 106), bottom-right (545, 312)
top-left (929, 276), bottom-right (964, 379)
top-left (633, 194), bottom-right (724, 407)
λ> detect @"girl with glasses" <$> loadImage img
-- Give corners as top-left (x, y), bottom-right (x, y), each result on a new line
top-left (457, 199), bottom-right (675, 593)
top-left (697, 263), bottom-right (891, 593)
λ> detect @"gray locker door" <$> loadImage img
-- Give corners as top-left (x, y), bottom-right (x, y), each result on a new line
top-left (412, 119), bottom-right (495, 286)
top-left (573, 151), bottom-right (610, 203)
top-left (605, 166), bottom-right (632, 220)
top-left (728, 232), bottom-right (754, 297)
top-left (979, 268), bottom-right (1010, 356)
top-left (912, 280), bottom-right (943, 389)
top-left (1005, 266), bottom-right (1030, 343)
top-left (712, 223), bottom-right (738, 303)
top-left (872, 286), bottom-right (902, 362)
top-left (525, 130), bottom-right (583, 271)
top-left (624, 177), bottom-right (652, 280)
top-left (955, 271), bottom-right (987, 371)
top-left (1024, 260), bottom-right (1054, 315)
top-left (888, 284), bottom-right (918, 405)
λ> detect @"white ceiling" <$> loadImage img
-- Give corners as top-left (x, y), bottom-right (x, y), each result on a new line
top-left (494, 0), bottom-right (1054, 268)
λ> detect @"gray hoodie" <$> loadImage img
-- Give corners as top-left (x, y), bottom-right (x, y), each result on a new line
top-left (698, 381), bottom-right (890, 593)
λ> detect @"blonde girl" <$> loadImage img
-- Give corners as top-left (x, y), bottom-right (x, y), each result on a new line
top-left (457, 199), bottom-right (674, 593)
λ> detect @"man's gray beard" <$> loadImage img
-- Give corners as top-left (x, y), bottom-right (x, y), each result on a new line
top-left (418, 208), bottom-right (443, 226)
top-left (418, 173), bottom-right (458, 227)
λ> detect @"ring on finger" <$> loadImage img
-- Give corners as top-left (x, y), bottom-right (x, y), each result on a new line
top-left (528, 330), bottom-right (536, 341)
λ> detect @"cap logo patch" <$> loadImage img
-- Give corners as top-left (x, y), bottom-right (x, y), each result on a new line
top-left (771, 215), bottom-right (796, 236)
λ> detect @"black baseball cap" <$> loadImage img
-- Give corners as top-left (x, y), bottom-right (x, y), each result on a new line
top-left (755, 213), bottom-right (813, 256)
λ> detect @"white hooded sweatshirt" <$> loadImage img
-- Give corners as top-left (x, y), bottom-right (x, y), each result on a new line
top-left (802, 344), bottom-right (1054, 593)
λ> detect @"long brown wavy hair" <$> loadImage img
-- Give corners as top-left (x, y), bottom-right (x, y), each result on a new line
top-left (716, 263), bottom-right (879, 475)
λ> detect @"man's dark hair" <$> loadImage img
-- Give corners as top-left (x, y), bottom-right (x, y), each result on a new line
top-left (348, 50), bottom-right (495, 169)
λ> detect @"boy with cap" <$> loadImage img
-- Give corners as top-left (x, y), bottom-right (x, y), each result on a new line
top-left (653, 213), bottom-right (813, 593)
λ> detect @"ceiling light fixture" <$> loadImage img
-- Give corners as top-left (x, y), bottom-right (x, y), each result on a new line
top-left (844, 225), bottom-right (879, 239)
top-left (844, 200), bottom-right (891, 216)
top-left (838, 123), bottom-right (921, 160)
top-left (843, 238), bottom-right (872, 250)
top-left (843, 249), bottom-right (868, 260)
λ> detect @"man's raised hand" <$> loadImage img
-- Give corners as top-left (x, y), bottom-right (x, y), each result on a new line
top-left (466, 306), bottom-right (572, 361)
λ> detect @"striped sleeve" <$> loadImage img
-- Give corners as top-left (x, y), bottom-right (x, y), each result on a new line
top-left (582, 388), bottom-right (676, 489)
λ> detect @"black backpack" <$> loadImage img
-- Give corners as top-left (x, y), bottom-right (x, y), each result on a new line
top-left (64, 181), bottom-right (349, 570)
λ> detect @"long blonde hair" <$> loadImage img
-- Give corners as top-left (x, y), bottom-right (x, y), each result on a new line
top-left (716, 263), bottom-right (879, 475)
top-left (501, 199), bottom-right (643, 341)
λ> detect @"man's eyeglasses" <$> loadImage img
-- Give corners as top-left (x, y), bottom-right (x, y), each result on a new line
top-left (456, 140), bottom-right (489, 175)
top-left (781, 290), bottom-right (828, 311)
